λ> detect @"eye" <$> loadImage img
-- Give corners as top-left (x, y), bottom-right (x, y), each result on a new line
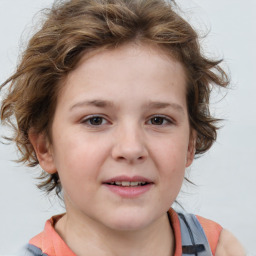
top-left (81, 115), bottom-right (108, 126)
top-left (147, 116), bottom-right (173, 126)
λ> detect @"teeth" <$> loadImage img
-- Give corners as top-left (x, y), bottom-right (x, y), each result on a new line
top-left (109, 181), bottom-right (147, 186)
top-left (122, 181), bottom-right (130, 186)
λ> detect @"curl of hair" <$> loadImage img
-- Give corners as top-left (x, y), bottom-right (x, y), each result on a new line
top-left (0, 0), bottom-right (229, 195)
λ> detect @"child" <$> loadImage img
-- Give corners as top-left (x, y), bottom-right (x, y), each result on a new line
top-left (0, 0), bottom-right (246, 255)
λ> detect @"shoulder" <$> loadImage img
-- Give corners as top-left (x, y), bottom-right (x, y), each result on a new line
top-left (215, 229), bottom-right (246, 256)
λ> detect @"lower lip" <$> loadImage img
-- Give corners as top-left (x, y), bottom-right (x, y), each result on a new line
top-left (103, 184), bottom-right (153, 198)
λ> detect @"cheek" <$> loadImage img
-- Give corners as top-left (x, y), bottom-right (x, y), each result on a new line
top-left (152, 135), bottom-right (188, 189)
top-left (51, 131), bottom-right (112, 188)
top-left (152, 135), bottom-right (189, 168)
top-left (53, 128), bottom-right (97, 164)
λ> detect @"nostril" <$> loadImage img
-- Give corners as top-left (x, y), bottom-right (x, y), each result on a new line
top-left (117, 156), bottom-right (126, 160)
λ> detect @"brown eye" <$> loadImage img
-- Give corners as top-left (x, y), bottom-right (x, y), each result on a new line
top-left (150, 117), bottom-right (165, 125)
top-left (147, 115), bottom-right (173, 126)
top-left (89, 116), bottom-right (104, 125)
top-left (82, 116), bottom-right (108, 126)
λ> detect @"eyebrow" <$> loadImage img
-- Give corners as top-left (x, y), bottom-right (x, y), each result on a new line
top-left (70, 99), bottom-right (185, 115)
top-left (70, 99), bottom-right (114, 111)
top-left (145, 101), bottom-right (184, 113)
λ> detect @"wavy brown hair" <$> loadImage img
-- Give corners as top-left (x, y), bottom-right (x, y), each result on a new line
top-left (0, 0), bottom-right (229, 195)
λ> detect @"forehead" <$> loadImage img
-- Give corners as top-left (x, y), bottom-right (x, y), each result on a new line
top-left (58, 43), bottom-right (187, 109)
top-left (68, 42), bottom-right (187, 81)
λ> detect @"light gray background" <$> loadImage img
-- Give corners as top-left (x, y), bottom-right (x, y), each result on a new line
top-left (0, 0), bottom-right (255, 255)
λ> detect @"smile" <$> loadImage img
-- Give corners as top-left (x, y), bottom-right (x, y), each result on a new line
top-left (103, 176), bottom-right (154, 198)
top-left (108, 181), bottom-right (148, 187)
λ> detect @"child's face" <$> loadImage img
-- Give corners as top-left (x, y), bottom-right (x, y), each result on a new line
top-left (37, 43), bottom-right (195, 231)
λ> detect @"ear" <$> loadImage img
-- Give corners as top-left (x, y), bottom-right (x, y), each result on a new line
top-left (186, 130), bottom-right (196, 167)
top-left (29, 131), bottom-right (56, 174)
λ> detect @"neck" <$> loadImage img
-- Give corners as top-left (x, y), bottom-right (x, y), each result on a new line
top-left (55, 210), bottom-right (175, 256)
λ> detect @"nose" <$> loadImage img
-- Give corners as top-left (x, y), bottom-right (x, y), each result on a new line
top-left (111, 123), bottom-right (148, 164)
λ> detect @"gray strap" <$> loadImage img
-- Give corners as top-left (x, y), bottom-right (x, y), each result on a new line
top-left (178, 212), bottom-right (213, 256)
top-left (16, 244), bottom-right (47, 256)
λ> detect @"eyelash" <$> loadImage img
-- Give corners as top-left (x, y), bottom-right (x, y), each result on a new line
top-left (81, 115), bottom-right (109, 126)
top-left (146, 115), bottom-right (174, 126)
top-left (80, 115), bottom-right (174, 126)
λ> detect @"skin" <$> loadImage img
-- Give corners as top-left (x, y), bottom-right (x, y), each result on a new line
top-left (30, 43), bottom-right (245, 256)
top-left (216, 230), bottom-right (246, 256)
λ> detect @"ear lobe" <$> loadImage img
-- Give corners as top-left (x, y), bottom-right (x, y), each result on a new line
top-left (29, 132), bottom-right (56, 174)
top-left (186, 131), bottom-right (196, 167)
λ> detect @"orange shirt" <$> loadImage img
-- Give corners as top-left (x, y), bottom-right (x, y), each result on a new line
top-left (29, 208), bottom-right (222, 256)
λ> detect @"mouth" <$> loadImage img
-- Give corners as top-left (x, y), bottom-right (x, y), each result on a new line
top-left (105, 181), bottom-right (150, 187)
top-left (102, 176), bottom-right (153, 198)
top-left (103, 175), bottom-right (154, 186)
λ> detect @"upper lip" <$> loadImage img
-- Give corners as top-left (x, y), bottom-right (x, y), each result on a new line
top-left (103, 175), bottom-right (154, 184)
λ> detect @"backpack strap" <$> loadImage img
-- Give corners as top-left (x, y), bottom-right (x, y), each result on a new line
top-left (177, 212), bottom-right (213, 256)
top-left (196, 215), bottom-right (222, 255)
top-left (16, 244), bottom-right (47, 256)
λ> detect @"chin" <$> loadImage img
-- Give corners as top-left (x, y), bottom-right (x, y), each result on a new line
top-left (104, 211), bottom-right (153, 232)
top-left (109, 221), bottom-right (148, 232)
